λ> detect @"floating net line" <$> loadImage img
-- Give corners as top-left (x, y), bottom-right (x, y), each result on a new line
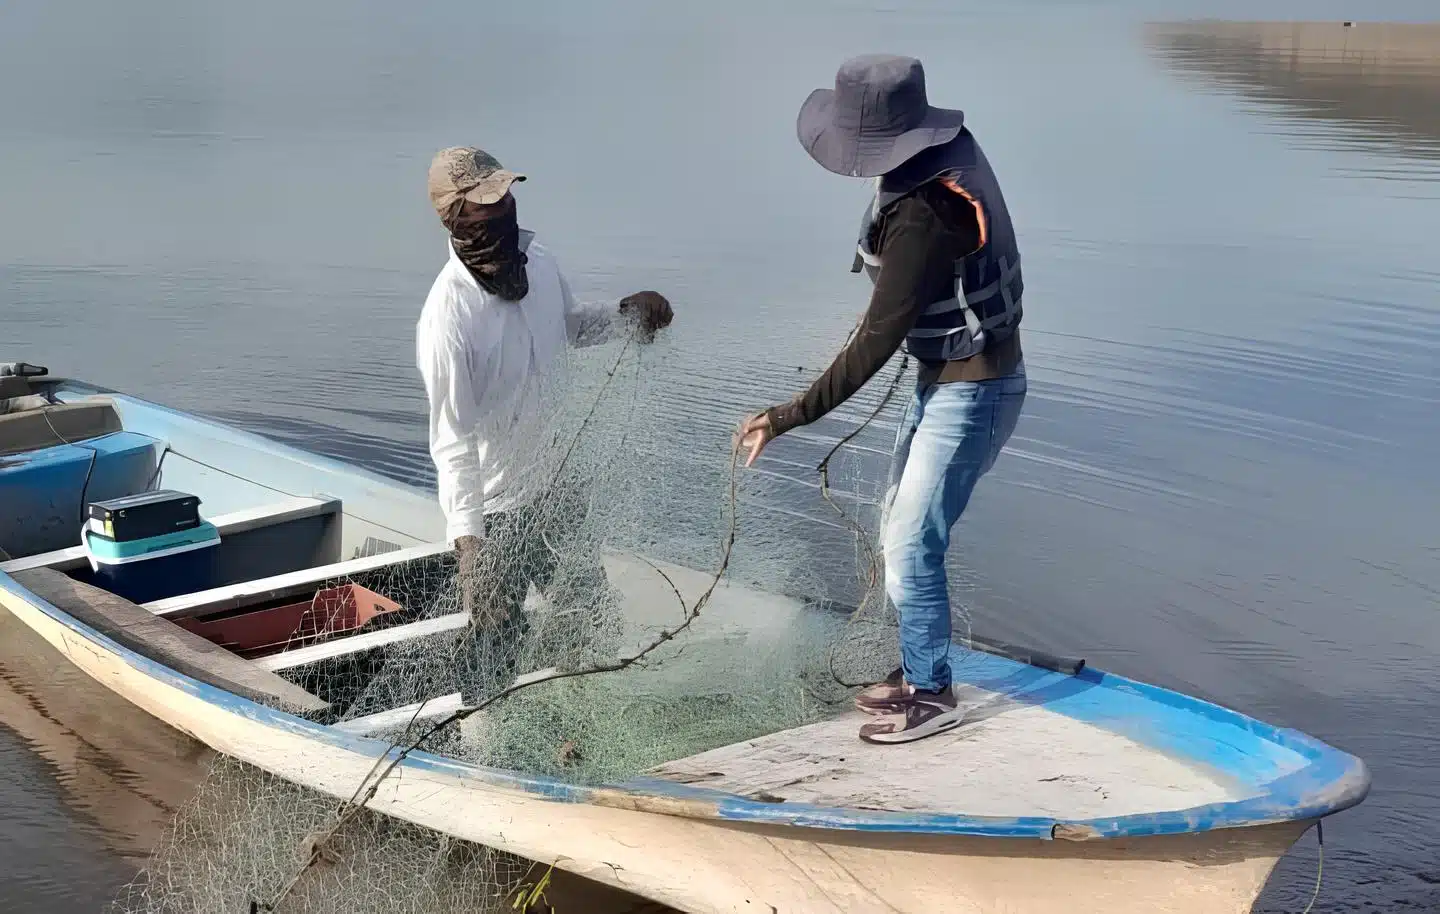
top-left (114, 321), bottom-right (914, 913)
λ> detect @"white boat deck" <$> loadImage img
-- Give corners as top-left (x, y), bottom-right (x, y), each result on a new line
top-left (650, 696), bottom-right (1249, 820)
top-left (602, 555), bottom-right (1243, 819)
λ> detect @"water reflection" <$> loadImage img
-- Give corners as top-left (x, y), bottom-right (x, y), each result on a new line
top-left (0, 609), bottom-right (211, 861)
top-left (0, 608), bottom-right (209, 911)
top-left (1146, 20), bottom-right (1440, 163)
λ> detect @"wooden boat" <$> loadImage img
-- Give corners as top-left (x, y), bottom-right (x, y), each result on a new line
top-left (0, 364), bottom-right (1370, 914)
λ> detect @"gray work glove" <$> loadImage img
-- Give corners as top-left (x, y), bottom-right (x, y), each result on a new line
top-left (454, 535), bottom-right (507, 629)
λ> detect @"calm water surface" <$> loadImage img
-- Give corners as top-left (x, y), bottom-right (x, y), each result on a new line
top-left (3, 1), bottom-right (1439, 911)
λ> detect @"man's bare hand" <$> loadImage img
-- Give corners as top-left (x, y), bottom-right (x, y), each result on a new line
top-left (737, 412), bottom-right (776, 468)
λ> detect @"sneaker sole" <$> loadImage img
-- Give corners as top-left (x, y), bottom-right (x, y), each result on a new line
top-left (858, 708), bottom-right (967, 745)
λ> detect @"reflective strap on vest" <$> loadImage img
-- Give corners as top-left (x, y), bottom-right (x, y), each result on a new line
top-left (960, 252), bottom-right (1021, 313)
top-left (896, 253), bottom-right (1021, 339)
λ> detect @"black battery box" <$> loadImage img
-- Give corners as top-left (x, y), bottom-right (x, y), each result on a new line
top-left (87, 490), bottom-right (202, 543)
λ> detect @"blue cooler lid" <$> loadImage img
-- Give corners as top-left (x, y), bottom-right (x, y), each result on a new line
top-left (84, 521), bottom-right (221, 568)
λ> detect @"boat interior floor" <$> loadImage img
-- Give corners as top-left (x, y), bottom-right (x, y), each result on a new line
top-left (649, 692), bottom-right (1249, 820)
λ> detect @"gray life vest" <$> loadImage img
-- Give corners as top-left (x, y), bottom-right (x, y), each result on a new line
top-left (852, 128), bottom-right (1023, 364)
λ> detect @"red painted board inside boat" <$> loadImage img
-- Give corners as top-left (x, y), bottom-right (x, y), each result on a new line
top-left (175, 583), bottom-right (401, 658)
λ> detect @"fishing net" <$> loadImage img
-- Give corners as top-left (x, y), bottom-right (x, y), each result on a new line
top-left (114, 322), bottom-right (912, 913)
top-left (109, 755), bottom-right (530, 914)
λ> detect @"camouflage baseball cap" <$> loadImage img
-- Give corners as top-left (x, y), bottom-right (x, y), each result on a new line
top-left (427, 146), bottom-right (526, 215)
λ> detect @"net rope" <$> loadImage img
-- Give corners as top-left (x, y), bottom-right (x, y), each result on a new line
top-left (113, 319), bottom-right (912, 913)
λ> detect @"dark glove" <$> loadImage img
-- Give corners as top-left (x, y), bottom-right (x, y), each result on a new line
top-left (618, 291), bottom-right (673, 342)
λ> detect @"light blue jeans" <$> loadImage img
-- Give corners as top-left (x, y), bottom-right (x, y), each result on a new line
top-left (881, 366), bottom-right (1027, 692)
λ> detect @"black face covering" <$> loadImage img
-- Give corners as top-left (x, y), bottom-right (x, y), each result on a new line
top-left (442, 195), bottom-right (529, 301)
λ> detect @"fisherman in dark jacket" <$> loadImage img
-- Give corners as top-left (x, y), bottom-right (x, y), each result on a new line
top-left (739, 55), bottom-right (1028, 745)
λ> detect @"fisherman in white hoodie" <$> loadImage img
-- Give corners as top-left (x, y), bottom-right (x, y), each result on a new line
top-left (417, 146), bottom-right (673, 706)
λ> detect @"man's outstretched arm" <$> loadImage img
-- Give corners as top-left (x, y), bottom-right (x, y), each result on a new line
top-left (561, 271), bottom-right (673, 347)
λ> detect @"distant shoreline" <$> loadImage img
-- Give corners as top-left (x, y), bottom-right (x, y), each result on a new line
top-left (1145, 20), bottom-right (1440, 64)
top-left (1144, 19), bottom-right (1440, 159)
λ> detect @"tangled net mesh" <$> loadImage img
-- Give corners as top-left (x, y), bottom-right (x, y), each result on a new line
top-left (113, 325), bottom-right (913, 913)
top-left (110, 755), bottom-right (537, 914)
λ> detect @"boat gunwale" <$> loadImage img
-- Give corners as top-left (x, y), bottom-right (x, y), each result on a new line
top-left (3, 381), bottom-right (1372, 840)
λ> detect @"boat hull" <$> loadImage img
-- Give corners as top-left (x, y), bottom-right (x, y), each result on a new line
top-left (0, 581), bottom-right (1311, 914)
